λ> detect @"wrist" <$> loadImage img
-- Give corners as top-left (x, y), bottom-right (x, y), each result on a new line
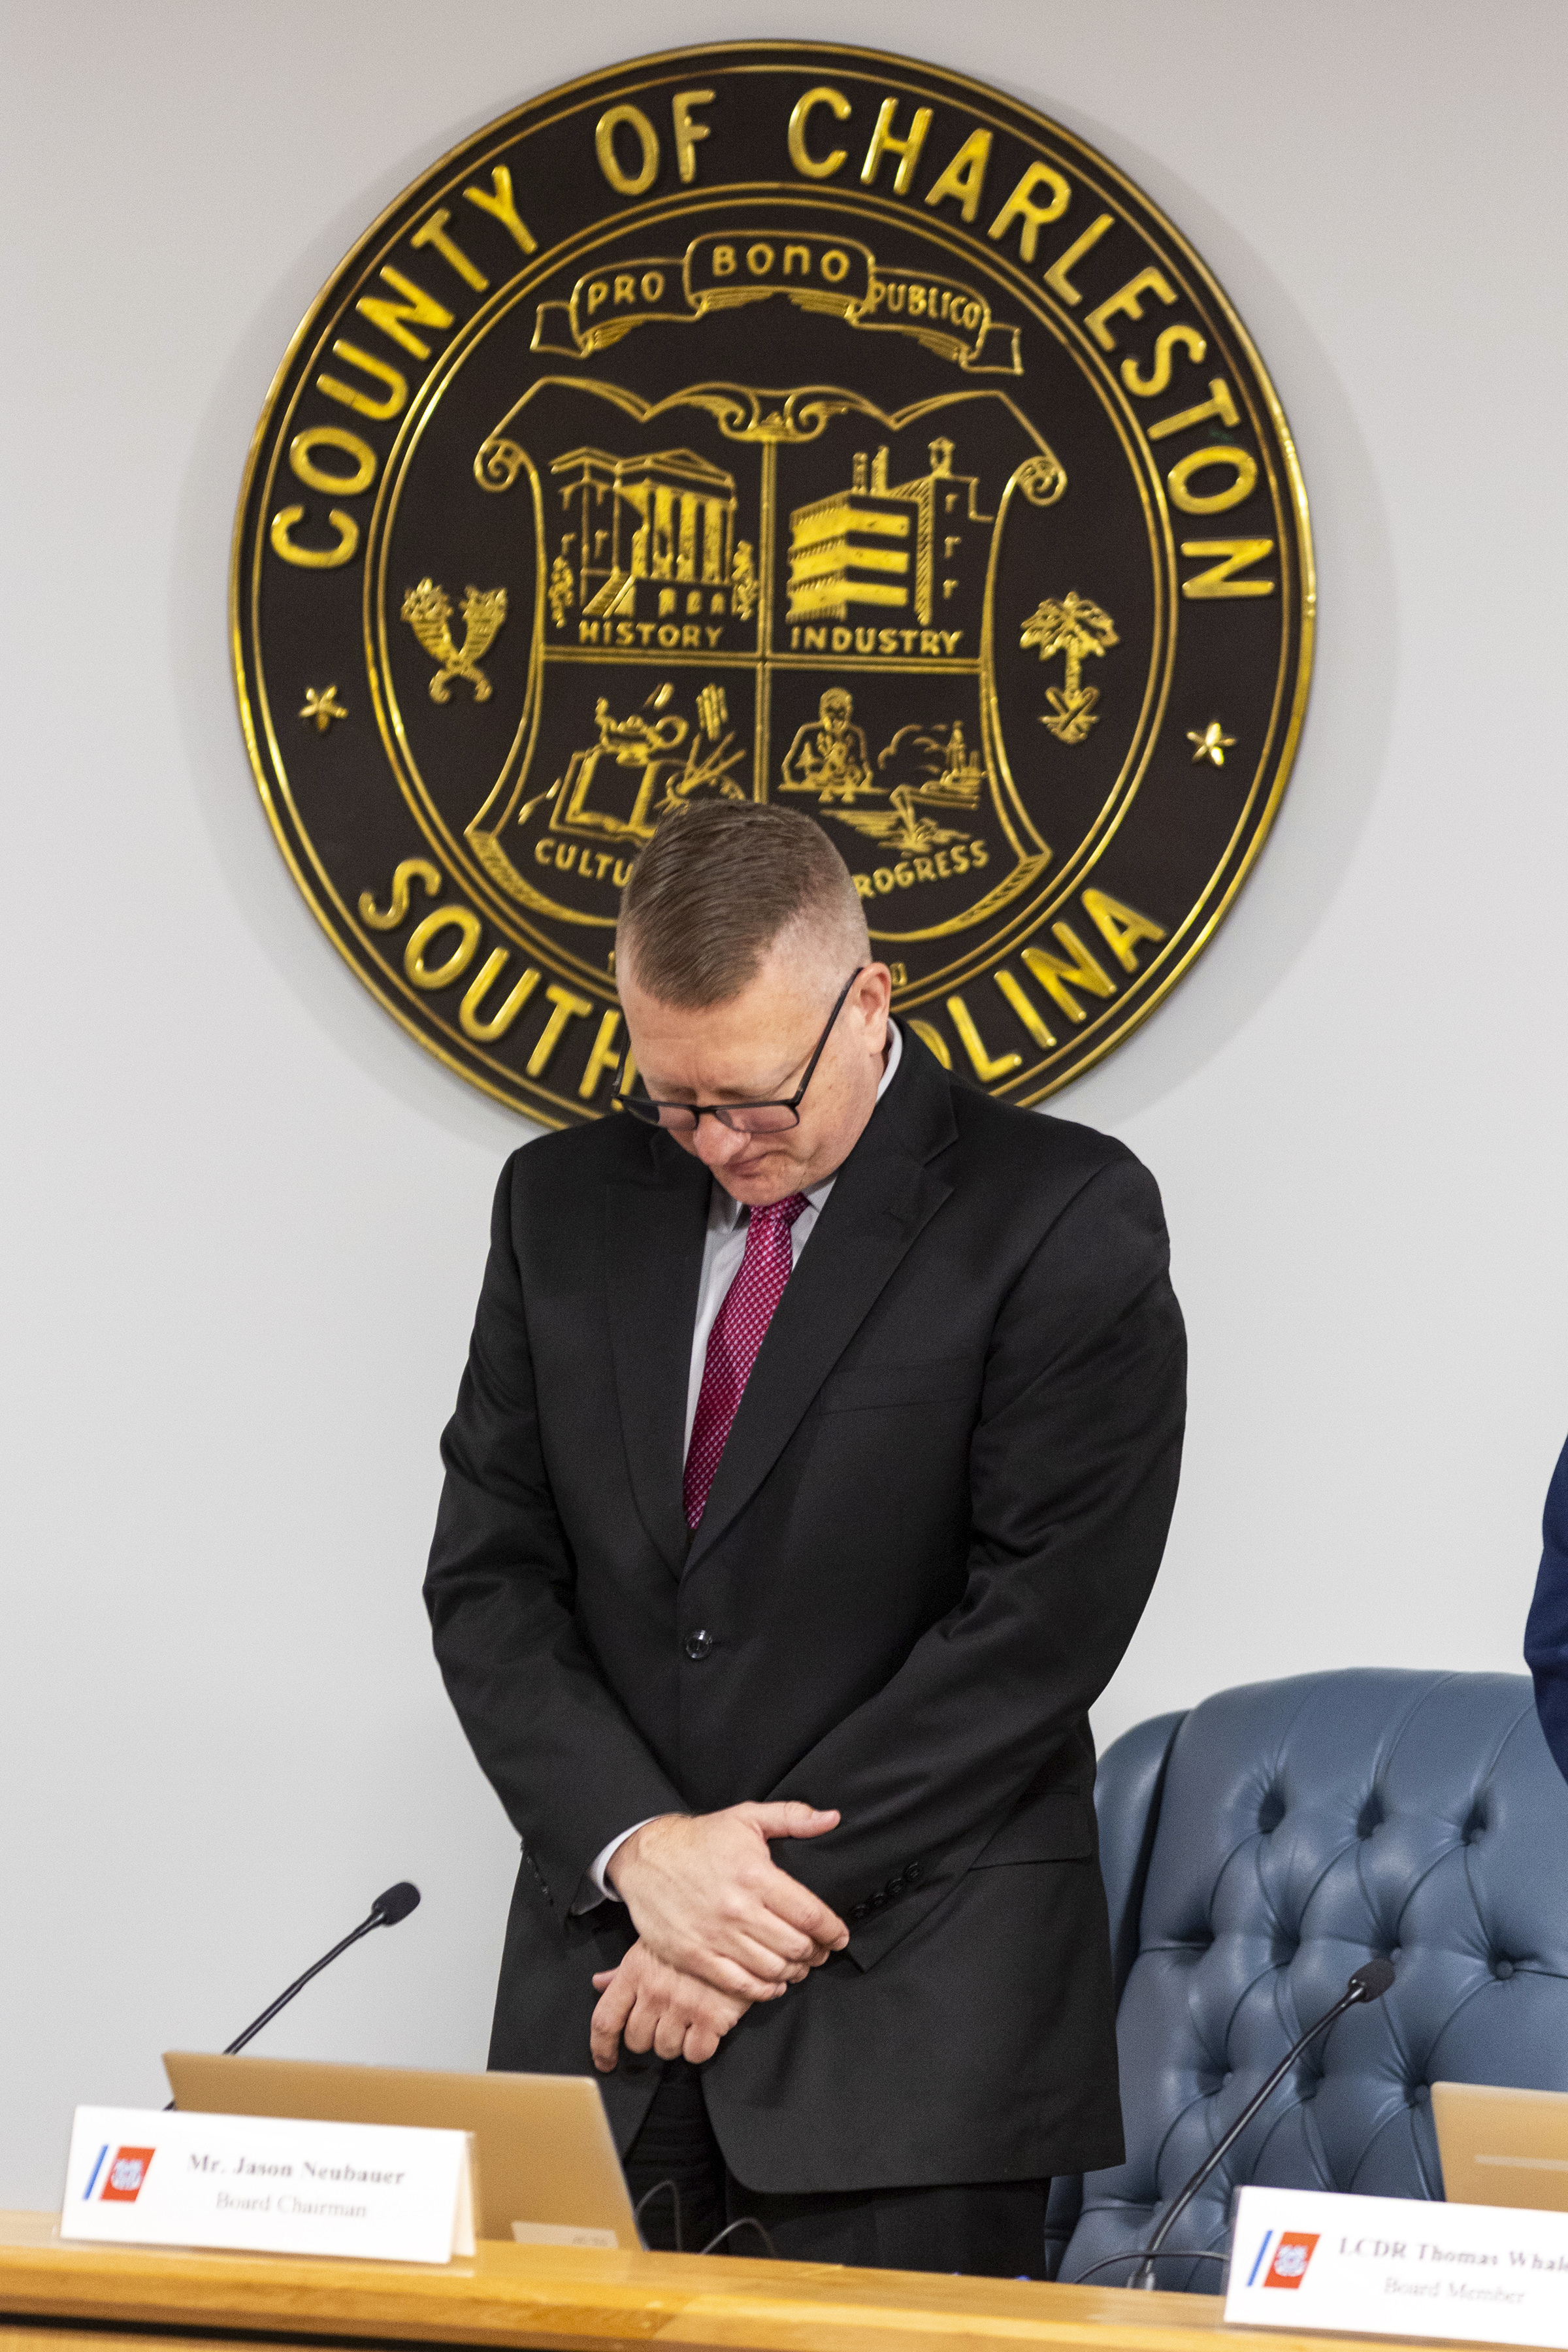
top-left (606, 1812), bottom-right (679, 1895)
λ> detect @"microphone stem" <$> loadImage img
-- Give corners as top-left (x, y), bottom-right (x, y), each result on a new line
top-left (163, 1912), bottom-right (387, 2103)
top-left (223, 1916), bottom-right (381, 2055)
top-left (1131, 1983), bottom-right (1365, 2289)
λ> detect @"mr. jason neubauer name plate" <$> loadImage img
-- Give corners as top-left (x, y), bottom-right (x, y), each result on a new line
top-left (233, 42), bottom-right (1313, 1124)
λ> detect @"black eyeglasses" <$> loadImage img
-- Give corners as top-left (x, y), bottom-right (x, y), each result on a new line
top-left (614, 970), bottom-right (864, 1134)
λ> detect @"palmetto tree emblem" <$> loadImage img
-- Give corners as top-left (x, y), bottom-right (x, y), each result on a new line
top-left (1020, 591), bottom-right (1119, 743)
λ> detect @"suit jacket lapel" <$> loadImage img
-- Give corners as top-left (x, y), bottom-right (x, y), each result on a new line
top-left (685, 1043), bottom-right (956, 1573)
top-left (605, 1135), bottom-right (710, 1577)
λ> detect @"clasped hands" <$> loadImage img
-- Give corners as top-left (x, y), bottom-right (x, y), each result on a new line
top-left (589, 1803), bottom-right (848, 2071)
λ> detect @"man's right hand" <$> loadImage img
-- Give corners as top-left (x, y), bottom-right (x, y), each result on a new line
top-left (589, 1941), bottom-right (748, 2072)
top-left (608, 1803), bottom-right (849, 2001)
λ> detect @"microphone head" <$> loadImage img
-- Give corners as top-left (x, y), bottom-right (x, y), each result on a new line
top-left (1349, 1957), bottom-right (1396, 2002)
top-left (370, 1881), bottom-right (421, 1927)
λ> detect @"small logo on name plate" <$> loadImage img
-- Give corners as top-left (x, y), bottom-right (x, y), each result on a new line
top-left (1264, 2231), bottom-right (1320, 2288)
top-left (100, 2147), bottom-right (156, 2202)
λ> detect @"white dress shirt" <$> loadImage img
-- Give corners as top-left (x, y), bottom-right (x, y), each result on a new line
top-left (578, 1020), bottom-right (904, 1908)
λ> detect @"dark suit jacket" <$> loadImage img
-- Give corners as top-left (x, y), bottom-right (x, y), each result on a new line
top-left (424, 1034), bottom-right (1186, 2193)
top-left (1525, 1434), bottom-right (1568, 1782)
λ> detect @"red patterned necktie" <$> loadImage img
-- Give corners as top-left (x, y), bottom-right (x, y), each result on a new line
top-left (683, 1194), bottom-right (809, 1529)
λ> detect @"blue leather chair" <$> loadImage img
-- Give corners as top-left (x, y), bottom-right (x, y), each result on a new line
top-left (1049, 1669), bottom-right (1568, 2290)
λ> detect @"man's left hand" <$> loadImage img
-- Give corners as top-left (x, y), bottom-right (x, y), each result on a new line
top-left (589, 1939), bottom-right (760, 2070)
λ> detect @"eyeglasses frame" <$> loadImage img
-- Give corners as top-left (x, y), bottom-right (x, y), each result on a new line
top-left (613, 968), bottom-right (868, 1132)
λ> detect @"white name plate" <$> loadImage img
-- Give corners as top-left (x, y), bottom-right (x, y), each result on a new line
top-left (1226, 2185), bottom-right (1568, 2346)
top-left (61, 2106), bottom-right (476, 2265)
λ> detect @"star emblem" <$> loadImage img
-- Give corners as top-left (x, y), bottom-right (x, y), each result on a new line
top-left (1187, 720), bottom-right (1235, 767)
top-left (300, 685), bottom-right (348, 734)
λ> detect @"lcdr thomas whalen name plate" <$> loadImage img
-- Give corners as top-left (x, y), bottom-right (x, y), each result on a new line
top-left (233, 42), bottom-right (1313, 1125)
top-left (61, 2107), bottom-right (476, 2265)
top-left (1227, 2185), bottom-right (1568, 2349)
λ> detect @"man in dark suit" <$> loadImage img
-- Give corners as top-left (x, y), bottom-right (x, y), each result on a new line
top-left (425, 801), bottom-right (1185, 2275)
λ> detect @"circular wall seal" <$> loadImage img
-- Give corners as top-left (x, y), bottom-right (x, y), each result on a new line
top-left (233, 41), bottom-right (1312, 1125)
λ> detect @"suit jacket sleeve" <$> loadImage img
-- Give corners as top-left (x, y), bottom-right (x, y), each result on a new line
top-left (423, 1159), bottom-right (689, 1912)
top-left (771, 1150), bottom-right (1185, 1968)
top-left (1525, 1433), bottom-right (1568, 1786)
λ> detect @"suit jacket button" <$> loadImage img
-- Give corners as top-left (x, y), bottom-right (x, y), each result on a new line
top-left (889, 1875), bottom-right (906, 1896)
top-left (905, 1861), bottom-right (924, 1884)
top-left (870, 1890), bottom-right (888, 1909)
top-left (683, 1629), bottom-right (714, 1661)
top-left (849, 1903), bottom-right (870, 1923)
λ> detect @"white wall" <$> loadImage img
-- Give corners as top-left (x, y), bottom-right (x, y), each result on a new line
top-left (3, 0), bottom-right (1564, 2212)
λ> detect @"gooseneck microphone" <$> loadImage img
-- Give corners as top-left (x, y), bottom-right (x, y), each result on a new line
top-left (1117, 1958), bottom-right (1397, 2291)
top-left (165, 1883), bottom-right (420, 2107)
top-left (221, 1882), bottom-right (422, 2057)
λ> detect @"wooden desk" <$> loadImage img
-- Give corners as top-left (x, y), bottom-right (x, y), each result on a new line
top-left (0, 2209), bottom-right (1474, 2352)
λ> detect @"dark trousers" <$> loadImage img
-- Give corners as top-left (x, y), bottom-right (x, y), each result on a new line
top-left (623, 2059), bottom-right (1049, 2276)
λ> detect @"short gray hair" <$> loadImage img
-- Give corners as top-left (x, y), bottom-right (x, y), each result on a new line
top-left (617, 802), bottom-right (870, 1008)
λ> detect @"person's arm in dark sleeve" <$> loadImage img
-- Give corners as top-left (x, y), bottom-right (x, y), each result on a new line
top-left (1525, 1434), bottom-right (1568, 1784)
top-left (771, 1151), bottom-right (1185, 1968)
top-left (423, 1158), bottom-right (689, 1913)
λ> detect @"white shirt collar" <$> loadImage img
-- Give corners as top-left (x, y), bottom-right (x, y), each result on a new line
top-left (711, 1019), bottom-right (903, 1230)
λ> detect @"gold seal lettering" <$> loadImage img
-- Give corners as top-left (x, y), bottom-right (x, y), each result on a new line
top-left (860, 98), bottom-right (933, 195)
top-left (993, 968), bottom-right (1058, 1051)
top-left (1021, 928), bottom-right (1117, 1022)
top-left (672, 90), bottom-right (714, 183)
top-left (359, 859), bottom-right (440, 930)
top-left (1122, 324), bottom-right (1207, 399)
top-left (1147, 379), bottom-right (1239, 442)
top-left (788, 86), bottom-right (851, 179)
top-left (987, 162), bottom-right (1071, 261)
top-left (1043, 214), bottom-right (1115, 304)
top-left (354, 265), bottom-right (453, 359)
top-left (945, 993), bottom-right (1022, 1081)
top-left (288, 426), bottom-right (377, 497)
top-left (270, 506), bottom-right (359, 568)
top-left (462, 167), bottom-right (537, 255)
top-left (1085, 267), bottom-right (1177, 352)
top-left (411, 208), bottom-right (489, 292)
top-left (578, 1010), bottom-right (625, 1100)
top-left (1180, 539), bottom-right (1276, 598)
top-left (459, 952), bottom-right (541, 1041)
top-left (315, 339), bottom-right (407, 422)
top-left (1081, 890), bottom-right (1167, 972)
top-left (405, 906), bottom-right (483, 988)
top-left (596, 104), bottom-right (659, 195)
top-left (924, 129), bottom-right (992, 223)
top-left (526, 984), bottom-right (594, 1077)
top-left (1167, 446), bottom-right (1259, 514)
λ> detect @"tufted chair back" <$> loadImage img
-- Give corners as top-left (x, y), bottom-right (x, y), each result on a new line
top-left (1054, 1670), bottom-right (1568, 2291)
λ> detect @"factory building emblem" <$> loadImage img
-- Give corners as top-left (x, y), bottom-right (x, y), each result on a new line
top-left (233, 44), bottom-right (1312, 1124)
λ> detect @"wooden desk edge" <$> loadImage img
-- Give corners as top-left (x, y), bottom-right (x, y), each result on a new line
top-left (0, 2212), bottom-right (1477, 2352)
